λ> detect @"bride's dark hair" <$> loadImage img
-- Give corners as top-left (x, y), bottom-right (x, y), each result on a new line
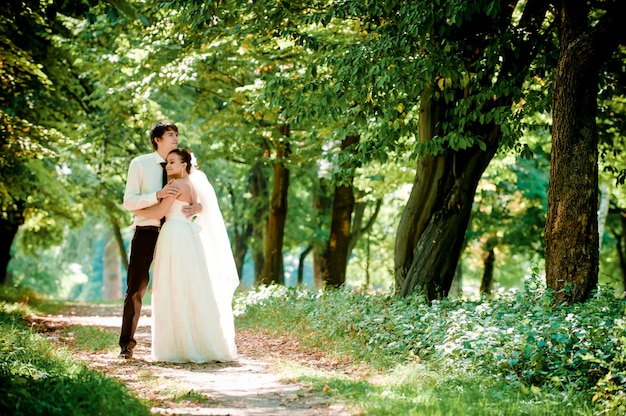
top-left (169, 148), bottom-right (193, 174)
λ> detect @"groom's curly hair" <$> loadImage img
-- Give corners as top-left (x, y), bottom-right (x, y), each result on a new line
top-left (150, 120), bottom-right (178, 151)
top-left (169, 148), bottom-right (193, 175)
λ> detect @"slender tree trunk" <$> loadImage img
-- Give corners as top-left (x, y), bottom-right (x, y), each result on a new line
top-left (323, 181), bottom-right (354, 287)
top-left (347, 197), bottom-right (382, 260)
top-left (613, 229), bottom-right (626, 295)
top-left (618, 214), bottom-right (626, 295)
top-left (226, 181), bottom-right (251, 279)
top-left (324, 134), bottom-right (359, 288)
top-left (394, 91), bottom-right (499, 300)
top-left (102, 228), bottom-right (122, 300)
top-left (545, 1), bottom-right (625, 303)
top-left (608, 210), bottom-right (626, 295)
top-left (0, 221), bottom-right (20, 285)
top-left (249, 163), bottom-right (268, 285)
top-left (261, 126), bottom-right (290, 285)
top-left (480, 246), bottom-right (495, 296)
top-left (313, 251), bottom-right (327, 289)
top-left (312, 179), bottom-right (332, 289)
top-left (365, 232), bottom-right (371, 288)
top-left (298, 245), bottom-right (313, 286)
top-left (109, 215), bottom-right (128, 271)
top-left (598, 183), bottom-right (610, 250)
top-left (0, 203), bottom-right (24, 285)
top-left (233, 223), bottom-right (252, 279)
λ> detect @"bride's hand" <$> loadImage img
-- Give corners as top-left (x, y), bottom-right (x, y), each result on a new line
top-left (157, 180), bottom-right (180, 199)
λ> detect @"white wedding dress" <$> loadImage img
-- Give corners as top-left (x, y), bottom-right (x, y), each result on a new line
top-left (151, 178), bottom-right (238, 363)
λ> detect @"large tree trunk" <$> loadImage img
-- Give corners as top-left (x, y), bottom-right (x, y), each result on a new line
top-left (394, 1), bottom-right (550, 301)
top-left (0, 203), bottom-right (24, 285)
top-left (545, 1), bottom-right (625, 304)
top-left (323, 134), bottom-right (359, 288)
top-left (261, 126), bottom-right (290, 285)
top-left (394, 91), bottom-right (499, 301)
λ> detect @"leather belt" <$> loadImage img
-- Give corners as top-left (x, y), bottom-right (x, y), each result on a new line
top-left (136, 225), bottom-right (161, 232)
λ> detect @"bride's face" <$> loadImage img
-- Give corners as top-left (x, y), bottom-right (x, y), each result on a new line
top-left (165, 154), bottom-right (186, 178)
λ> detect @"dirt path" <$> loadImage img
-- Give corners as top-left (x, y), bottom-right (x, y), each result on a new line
top-left (29, 304), bottom-right (352, 416)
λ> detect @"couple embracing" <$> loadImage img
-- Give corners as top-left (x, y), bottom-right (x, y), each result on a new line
top-left (118, 120), bottom-right (238, 363)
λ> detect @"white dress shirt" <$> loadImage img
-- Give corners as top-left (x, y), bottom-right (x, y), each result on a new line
top-left (123, 152), bottom-right (166, 228)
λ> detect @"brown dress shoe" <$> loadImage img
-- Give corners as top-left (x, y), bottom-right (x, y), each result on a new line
top-left (118, 348), bottom-right (133, 359)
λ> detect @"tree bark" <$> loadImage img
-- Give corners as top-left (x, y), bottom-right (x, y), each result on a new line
top-left (313, 251), bottom-right (327, 289)
top-left (449, 261), bottom-right (463, 298)
top-left (297, 245), bottom-right (313, 286)
top-left (480, 245), bottom-right (495, 296)
top-left (347, 196), bottom-right (382, 260)
top-left (394, 91), bottom-right (499, 301)
top-left (233, 222), bottom-right (252, 280)
top-left (109, 214), bottom-right (128, 272)
top-left (249, 162), bottom-right (269, 285)
top-left (612, 223), bottom-right (626, 296)
top-left (618, 214), bottom-right (626, 296)
top-left (323, 134), bottom-right (359, 288)
top-left (0, 222), bottom-right (20, 285)
top-left (380, 2), bottom-right (544, 299)
top-left (598, 183), bottom-right (610, 250)
top-left (226, 182), bottom-right (247, 278)
top-left (545, 0), bottom-right (626, 303)
top-left (102, 228), bottom-right (122, 300)
top-left (0, 202), bottom-right (24, 285)
top-left (312, 179), bottom-right (332, 289)
top-left (261, 126), bottom-right (290, 285)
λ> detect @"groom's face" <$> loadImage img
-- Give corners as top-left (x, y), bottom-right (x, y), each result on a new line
top-left (156, 129), bottom-right (179, 153)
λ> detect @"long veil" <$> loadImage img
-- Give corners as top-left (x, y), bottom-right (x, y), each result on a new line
top-left (188, 168), bottom-right (239, 356)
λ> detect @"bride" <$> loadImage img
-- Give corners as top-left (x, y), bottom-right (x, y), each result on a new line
top-left (134, 148), bottom-right (238, 363)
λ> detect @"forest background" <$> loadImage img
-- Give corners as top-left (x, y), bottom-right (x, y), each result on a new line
top-left (2, 0), bottom-right (626, 305)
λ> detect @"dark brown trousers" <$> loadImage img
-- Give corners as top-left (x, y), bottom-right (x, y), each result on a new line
top-left (119, 226), bottom-right (159, 351)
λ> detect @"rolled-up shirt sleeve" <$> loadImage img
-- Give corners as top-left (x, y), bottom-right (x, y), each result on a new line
top-left (123, 156), bottom-right (159, 211)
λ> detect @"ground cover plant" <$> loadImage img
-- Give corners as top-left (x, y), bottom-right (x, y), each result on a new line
top-left (234, 275), bottom-right (626, 415)
top-left (0, 288), bottom-right (150, 416)
top-left (2, 277), bottom-right (626, 415)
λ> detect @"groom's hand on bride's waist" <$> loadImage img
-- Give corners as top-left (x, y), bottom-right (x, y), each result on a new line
top-left (183, 203), bottom-right (202, 217)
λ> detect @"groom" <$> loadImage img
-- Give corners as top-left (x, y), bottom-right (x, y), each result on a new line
top-left (118, 120), bottom-right (201, 359)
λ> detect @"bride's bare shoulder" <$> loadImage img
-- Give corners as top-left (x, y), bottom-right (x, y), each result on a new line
top-left (173, 177), bottom-right (192, 188)
top-left (174, 178), bottom-right (193, 202)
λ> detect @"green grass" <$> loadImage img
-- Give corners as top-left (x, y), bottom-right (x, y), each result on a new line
top-left (3, 278), bottom-right (626, 415)
top-left (173, 389), bottom-right (217, 405)
top-left (0, 286), bottom-right (151, 416)
top-left (279, 361), bottom-right (593, 415)
top-left (60, 325), bottom-right (119, 352)
top-left (234, 277), bottom-right (626, 415)
top-left (0, 284), bottom-right (66, 315)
